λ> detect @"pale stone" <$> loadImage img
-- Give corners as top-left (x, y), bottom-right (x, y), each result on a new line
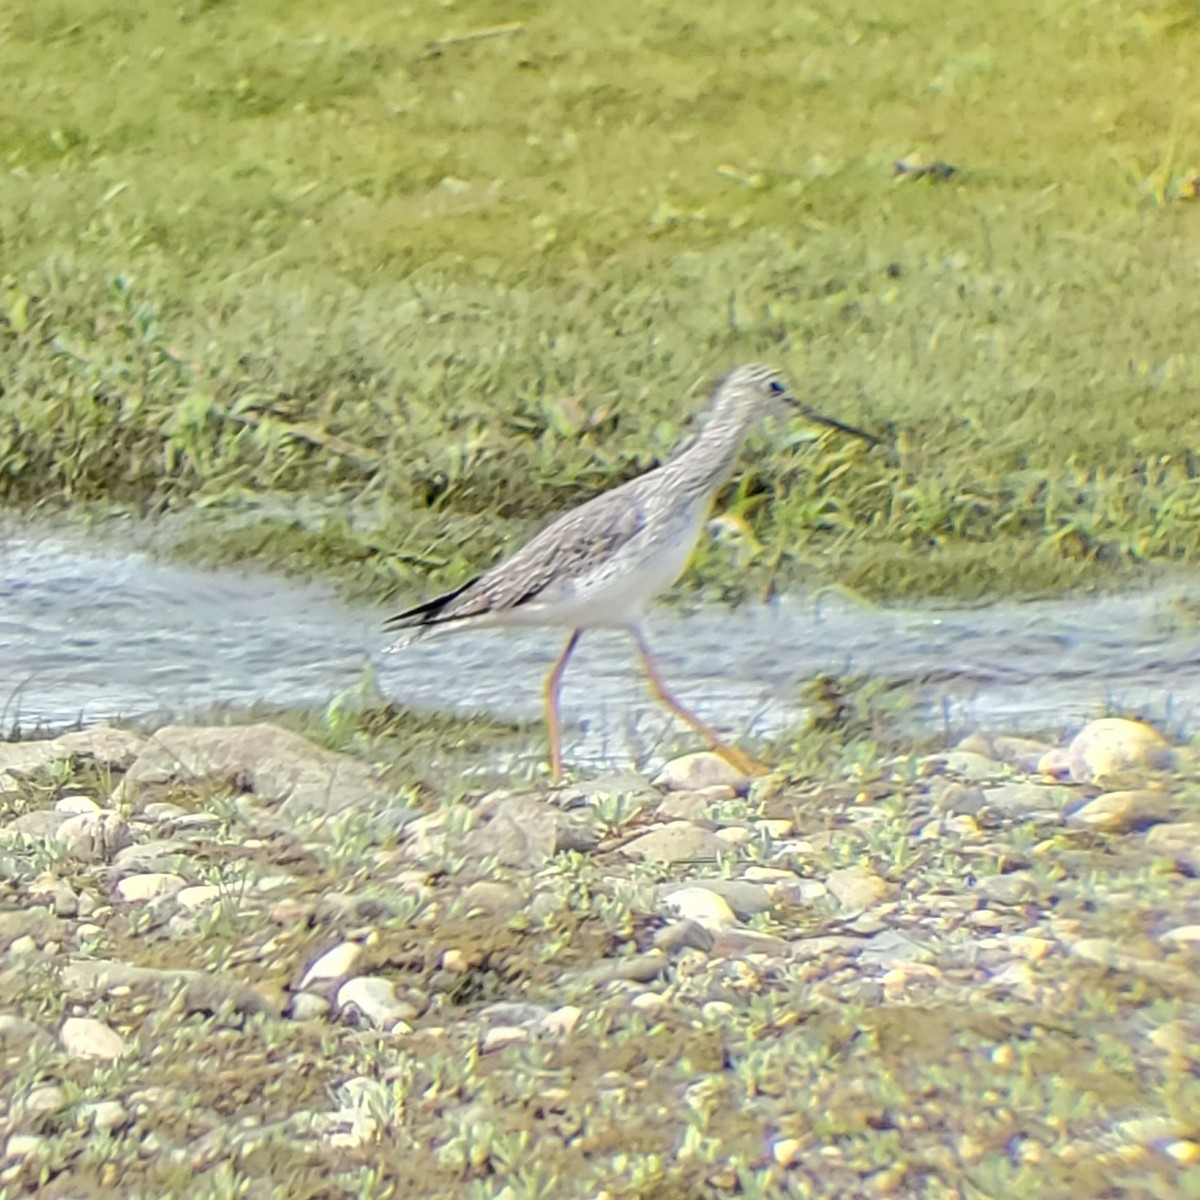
top-left (337, 976), bottom-right (415, 1030)
top-left (1144, 822), bottom-right (1200, 872)
top-left (1069, 790), bottom-right (1172, 833)
top-left (660, 886), bottom-right (737, 931)
top-left (55, 811), bottom-right (132, 862)
top-left (714, 826), bottom-right (752, 846)
top-left (825, 866), bottom-right (887, 912)
top-left (119, 722), bottom-right (394, 816)
top-left (300, 941), bottom-right (364, 987)
top-left (176, 885), bottom-right (222, 910)
top-left (653, 753), bottom-right (748, 792)
top-left (5, 1134), bottom-right (46, 1160)
top-left (628, 992), bottom-right (667, 1012)
top-left (975, 874), bottom-right (1036, 905)
top-left (1165, 1140), bottom-right (1200, 1166)
top-left (441, 949), bottom-right (469, 973)
top-left (1160, 925), bottom-right (1200, 946)
top-left (1067, 718), bottom-right (1175, 784)
top-left (54, 795), bottom-right (101, 815)
top-left (288, 992), bottom-right (331, 1021)
top-left (79, 1100), bottom-right (128, 1133)
top-left (52, 726), bottom-right (147, 770)
top-left (115, 873), bottom-right (187, 903)
top-left (622, 822), bottom-right (730, 862)
top-left (541, 1006), bottom-right (581, 1037)
top-left (481, 1025), bottom-right (529, 1053)
top-left (60, 1017), bottom-right (128, 1061)
top-left (1037, 748), bottom-right (1073, 778)
top-left (771, 1137), bottom-right (805, 1166)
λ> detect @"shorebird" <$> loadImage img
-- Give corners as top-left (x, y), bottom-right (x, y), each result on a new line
top-left (385, 364), bottom-right (877, 782)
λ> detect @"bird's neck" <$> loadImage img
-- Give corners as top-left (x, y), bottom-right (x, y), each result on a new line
top-left (663, 395), bottom-right (756, 493)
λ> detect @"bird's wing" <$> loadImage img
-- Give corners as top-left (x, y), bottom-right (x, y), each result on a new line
top-left (384, 485), bottom-right (648, 632)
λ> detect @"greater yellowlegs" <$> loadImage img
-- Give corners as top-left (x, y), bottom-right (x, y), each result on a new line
top-left (385, 364), bottom-right (877, 782)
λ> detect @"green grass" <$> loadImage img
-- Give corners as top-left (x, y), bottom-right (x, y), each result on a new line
top-left (2, 0), bottom-right (1200, 603)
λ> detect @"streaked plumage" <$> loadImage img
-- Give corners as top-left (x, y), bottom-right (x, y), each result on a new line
top-left (386, 363), bottom-right (876, 781)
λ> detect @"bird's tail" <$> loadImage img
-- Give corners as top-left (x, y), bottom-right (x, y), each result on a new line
top-left (382, 576), bottom-right (480, 650)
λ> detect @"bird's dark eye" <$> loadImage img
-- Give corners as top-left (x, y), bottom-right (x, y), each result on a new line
top-left (768, 379), bottom-right (786, 396)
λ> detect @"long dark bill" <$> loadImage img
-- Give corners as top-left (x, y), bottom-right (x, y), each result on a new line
top-left (795, 402), bottom-right (881, 446)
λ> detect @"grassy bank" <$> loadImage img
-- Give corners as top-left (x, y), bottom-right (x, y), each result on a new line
top-left (2, 0), bottom-right (1200, 603)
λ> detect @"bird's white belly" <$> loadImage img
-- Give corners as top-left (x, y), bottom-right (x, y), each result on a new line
top-left (511, 508), bottom-right (706, 630)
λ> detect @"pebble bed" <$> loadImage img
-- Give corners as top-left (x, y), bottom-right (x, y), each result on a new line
top-left (0, 716), bottom-right (1196, 1198)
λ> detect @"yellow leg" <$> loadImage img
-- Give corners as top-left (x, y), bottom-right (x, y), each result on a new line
top-left (627, 625), bottom-right (767, 776)
top-left (543, 631), bottom-right (582, 783)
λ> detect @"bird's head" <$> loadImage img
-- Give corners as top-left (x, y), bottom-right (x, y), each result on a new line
top-left (718, 362), bottom-right (880, 444)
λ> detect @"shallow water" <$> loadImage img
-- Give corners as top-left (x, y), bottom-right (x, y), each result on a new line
top-left (2, 526), bottom-right (1198, 771)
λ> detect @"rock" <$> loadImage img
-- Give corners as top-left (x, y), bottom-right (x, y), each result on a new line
top-left (115, 872), bottom-right (188, 903)
top-left (628, 988), bottom-right (667, 1008)
top-left (337, 976), bottom-right (415, 1030)
top-left (5, 1134), bottom-right (47, 1160)
top-left (3, 810), bottom-right (69, 840)
top-left (655, 791), bottom-right (716, 821)
top-left (55, 811), bottom-right (132, 862)
top-left (0, 909), bottom-right (63, 951)
top-left (661, 878), bottom-right (772, 920)
top-left (659, 886), bottom-right (737, 931)
top-left (755, 818), bottom-right (793, 839)
top-left (709, 929), bottom-right (791, 958)
top-left (461, 794), bottom-right (596, 869)
top-left (1068, 790), bottom-right (1172, 833)
top-left (540, 1006), bottom-right (581, 1037)
top-left (652, 919), bottom-right (715, 955)
top-left (479, 1002), bottom-right (551, 1028)
top-left (714, 826), bottom-right (752, 846)
top-left (0, 1015), bottom-right (52, 1048)
top-left (55, 794), bottom-right (101, 815)
top-left (825, 866), bottom-right (888, 912)
top-left (1067, 718), bottom-right (1175, 784)
top-left (481, 1026), bottom-right (528, 1053)
top-left (61, 960), bottom-right (274, 1016)
top-left (119, 723), bottom-right (395, 816)
top-left (980, 782), bottom-right (1073, 816)
top-left (176, 885), bottom-right (222, 910)
top-left (60, 1016), bottom-right (128, 1061)
top-left (570, 953), bottom-right (669, 987)
top-left (653, 753), bottom-right (749, 793)
top-left (1165, 1141), bottom-right (1200, 1166)
top-left (860, 930), bottom-right (936, 966)
top-left (767, 877), bottom-right (829, 906)
top-left (0, 740), bottom-right (69, 781)
top-left (622, 821), bottom-right (730, 863)
top-left (990, 736), bottom-right (1056, 772)
top-left (112, 838), bottom-right (192, 872)
top-left (772, 1138), bottom-right (804, 1167)
top-left (288, 992), bottom-right (331, 1021)
top-left (54, 725), bottom-right (145, 768)
top-left (300, 942), bottom-right (364, 988)
top-left (1143, 823), bottom-right (1200, 872)
top-left (28, 874), bottom-right (78, 918)
top-left (930, 781), bottom-right (988, 815)
top-left (1037, 748), bottom-right (1073, 778)
top-left (460, 880), bottom-right (523, 916)
top-left (974, 873), bottom-right (1036, 906)
top-left (922, 750), bottom-right (1004, 782)
top-left (1161, 925), bottom-right (1200, 946)
top-left (77, 1100), bottom-right (128, 1133)
top-left (1068, 938), bottom-right (1192, 988)
top-left (20, 1083), bottom-right (67, 1118)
